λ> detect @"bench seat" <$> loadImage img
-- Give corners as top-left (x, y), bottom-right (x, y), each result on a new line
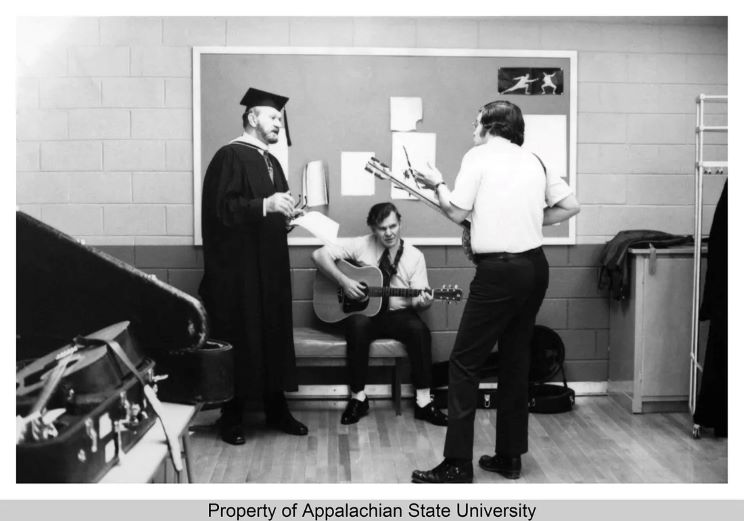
top-left (293, 326), bottom-right (407, 414)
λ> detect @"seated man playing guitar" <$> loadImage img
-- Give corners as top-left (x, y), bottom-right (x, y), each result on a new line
top-left (311, 202), bottom-right (448, 426)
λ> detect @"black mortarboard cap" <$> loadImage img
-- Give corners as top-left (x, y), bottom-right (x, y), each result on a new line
top-left (240, 88), bottom-right (291, 146)
top-left (240, 88), bottom-right (289, 111)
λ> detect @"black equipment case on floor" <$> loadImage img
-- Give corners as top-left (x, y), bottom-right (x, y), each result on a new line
top-left (432, 326), bottom-right (574, 413)
top-left (527, 325), bottom-right (575, 413)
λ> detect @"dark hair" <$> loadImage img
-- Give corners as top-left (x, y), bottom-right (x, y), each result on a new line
top-left (366, 202), bottom-right (401, 227)
top-left (478, 100), bottom-right (525, 146)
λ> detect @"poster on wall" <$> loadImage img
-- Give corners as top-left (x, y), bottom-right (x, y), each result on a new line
top-left (523, 115), bottom-right (567, 179)
top-left (498, 68), bottom-right (563, 95)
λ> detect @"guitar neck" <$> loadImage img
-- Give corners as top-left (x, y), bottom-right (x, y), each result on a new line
top-left (365, 158), bottom-right (469, 229)
top-left (366, 158), bottom-right (442, 210)
top-left (366, 287), bottom-right (454, 300)
top-left (366, 287), bottom-right (424, 298)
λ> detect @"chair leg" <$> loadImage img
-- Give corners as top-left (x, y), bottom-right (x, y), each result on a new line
top-left (182, 433), bottom-right (193, 483)
top-left (392, 359), bottom-right (402, 415)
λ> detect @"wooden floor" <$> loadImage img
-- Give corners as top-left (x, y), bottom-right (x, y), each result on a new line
top-left (186, 396), bottom-right (727, 483)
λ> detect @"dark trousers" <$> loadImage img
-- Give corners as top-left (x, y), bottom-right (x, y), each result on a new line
top-left (444, 248), bottom-right (549, 460)
top-left (344, 308), bottom-right (432, 393)
top-left (221, 390), bottom-right (288, 425)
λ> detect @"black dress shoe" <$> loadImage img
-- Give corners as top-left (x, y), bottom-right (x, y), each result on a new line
top-left (411, 459), bottom-right (473, 483)
top-left (478, 453), bottom-right (521, 479)
top-left (341, 397), bottom-right (369, 425)
top-left (219, 422), bottom-right (246, 445)
top-left (266, 412), bottom-right (309, 436)
top-left (414, 402), bottom-right (448, 426)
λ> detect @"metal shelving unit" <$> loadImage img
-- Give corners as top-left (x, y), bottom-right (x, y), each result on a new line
top-left (690, 94), bottom-right (727, 438)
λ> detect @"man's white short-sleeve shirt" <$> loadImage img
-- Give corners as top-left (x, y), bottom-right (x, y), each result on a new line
top-left (449, 137), bottom-right (572, 254)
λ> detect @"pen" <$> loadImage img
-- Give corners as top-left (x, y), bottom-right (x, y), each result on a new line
top-left (403, 146), bottom-right (426, 190)
top-left (402, 146), bottom-right (413, 179)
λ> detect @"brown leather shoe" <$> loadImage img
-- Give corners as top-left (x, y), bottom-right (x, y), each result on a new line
top-left (478, 453), bottom-right (521, 479)
top-left (411, 459), bottom-right (473, 483)
top-left (414, 402), bottom-right (448, 426)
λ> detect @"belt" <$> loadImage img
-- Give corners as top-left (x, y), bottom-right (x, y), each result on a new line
top-left (473, 247), bottom-right (541, 263)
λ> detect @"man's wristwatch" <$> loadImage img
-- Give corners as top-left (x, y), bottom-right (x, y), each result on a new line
top-left (434, 181), bottom-right (446, 190)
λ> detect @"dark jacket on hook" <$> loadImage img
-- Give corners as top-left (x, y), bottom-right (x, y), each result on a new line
top-left (598, 230), bottom-right (693, 300)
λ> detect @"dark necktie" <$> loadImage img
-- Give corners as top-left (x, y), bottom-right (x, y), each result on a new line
top-left (261, 150), bottom-right (274, 184)
top-left (377, 240), bottom-right (404, 315)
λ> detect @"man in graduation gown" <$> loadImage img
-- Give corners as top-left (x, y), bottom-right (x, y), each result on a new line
top-left (199, 88), bottom-right (307, 445)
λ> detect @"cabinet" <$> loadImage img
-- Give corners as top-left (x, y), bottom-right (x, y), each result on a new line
top-left (608, 247), bottom-right (706, 413)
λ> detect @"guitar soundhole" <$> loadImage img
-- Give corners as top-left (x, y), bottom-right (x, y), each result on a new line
top-left (341, 283), bottom-right (369, 313)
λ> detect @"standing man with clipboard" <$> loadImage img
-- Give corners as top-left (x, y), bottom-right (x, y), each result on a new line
top-left (411, 100), bottom-right (580, 482)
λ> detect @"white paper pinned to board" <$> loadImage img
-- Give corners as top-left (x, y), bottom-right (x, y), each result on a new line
top-left (390, 97), bottom-right (423, 131)
top-left (302, 160), bottom-right (329, 207)
top-left (523, 115), bottom-right (567, 178)
top-left (391, 132), bottom-right (436, 200)
top-left (341, 151), bottom-right (375, 196)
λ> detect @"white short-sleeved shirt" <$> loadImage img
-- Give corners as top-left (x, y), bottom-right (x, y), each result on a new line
top-left (320, 235), bottom-right (429, 310)
top-left (448, 136), bottom-right (573, 254)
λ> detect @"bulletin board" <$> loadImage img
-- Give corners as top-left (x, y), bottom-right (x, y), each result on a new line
top-left (193, 47), bottom-right (577, 245)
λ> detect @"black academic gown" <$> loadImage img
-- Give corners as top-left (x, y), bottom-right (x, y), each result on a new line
top-left (199, 142), bottom-right (297, 397)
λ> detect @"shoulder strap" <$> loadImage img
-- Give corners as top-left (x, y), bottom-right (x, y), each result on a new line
top-left (533, 153), bottom-right (547, 175)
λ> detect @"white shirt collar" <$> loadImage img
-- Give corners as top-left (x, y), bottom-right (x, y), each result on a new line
top-left (231, 132), bottom-right (268, 151)
top-left (486, 135), bottom-right (513, 147)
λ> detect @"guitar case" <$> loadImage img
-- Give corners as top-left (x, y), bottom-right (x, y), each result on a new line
top-left (432, 325), bottom-right (574, 413)
top-left (17, 211), bottom-right (233, 406)
top-left (16, 322), bottom-right (158, 483)
top-left (527, 325), bottom-right (575, 413)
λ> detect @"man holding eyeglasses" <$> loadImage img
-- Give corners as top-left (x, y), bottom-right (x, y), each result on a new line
top-left (199, 88), bottom-right (307, 445)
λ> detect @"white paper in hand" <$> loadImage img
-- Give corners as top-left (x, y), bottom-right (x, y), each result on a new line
top-left (290, 211), bottom-right (340, 245)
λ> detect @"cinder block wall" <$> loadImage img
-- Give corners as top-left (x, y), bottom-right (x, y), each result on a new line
top-left (17, 16), bottom-right (728, 383)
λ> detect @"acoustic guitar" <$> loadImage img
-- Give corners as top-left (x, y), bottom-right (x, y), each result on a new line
top-left (313, 259), bottom-right (463, 323)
